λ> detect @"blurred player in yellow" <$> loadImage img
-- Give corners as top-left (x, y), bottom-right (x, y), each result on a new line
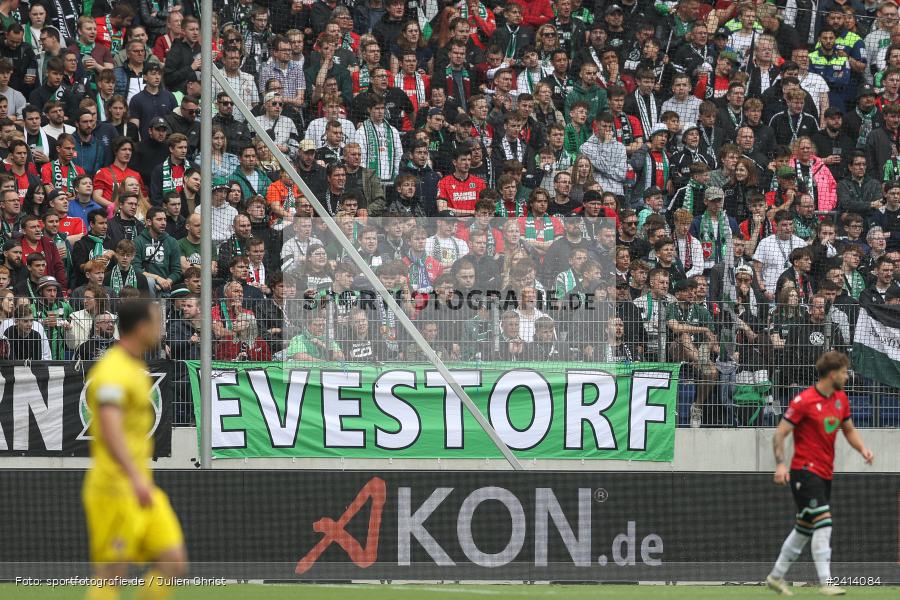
top-left (82, 299), bottom-right (188, 600)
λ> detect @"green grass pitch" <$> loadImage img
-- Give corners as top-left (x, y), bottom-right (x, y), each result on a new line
top-left (0, 583), bottom-right (897, 599)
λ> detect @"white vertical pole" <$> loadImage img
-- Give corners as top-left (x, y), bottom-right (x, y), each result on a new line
top-left (199, 0), bottom-right (214, 469)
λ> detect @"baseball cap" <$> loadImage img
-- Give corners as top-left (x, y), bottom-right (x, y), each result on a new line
top-left (212, 177), bottom-right (230, 191)
top-left (582, 190), bottom-right (603, 204)
top-left (776, 166), bottom-right (797, 178)
top-left (673, 278), bottom-right (696, 293)
top-left (643, 186), bottom-right (664, 199)
top-left (858, 84), bottom-right (877, 99)
top-left (299, 139), bottom-right (316, 152)
top-left (37, 276), bottom-right (61, 291)
top-left (46, 188), bottom-right (65, 203)
top-left (824, 107), bottom-right (843, 118)
top-left (681, 122), bottom-right (700, 135)
top-left (605, 4), bottom-right (624, 14)
top-left (2, 238), bottom-right (20, 251)
top-left (149, 116), bottom-right (169, 130)
top-left (427, 107), bottom-right (443, 117)
top-left (718, 50), bottom-right (739, 64)
top-left (649, 123), bottom-right (669, 138)
top-left (705, 186), bottom-right (725, 201)
top-left (714, 27), bottom-right (731, 39)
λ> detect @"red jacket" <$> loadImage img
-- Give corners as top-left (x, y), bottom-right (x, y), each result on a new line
top-left (20, 236), bottom-right (67, 289)
top-left (509, 0), bottom-right (554, 28)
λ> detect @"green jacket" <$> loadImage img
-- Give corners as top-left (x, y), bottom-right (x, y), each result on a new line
top-left (135, 229), bottom-right (183, 284)
top-left (564, 82), bottom-right (608, 123)
top-left (230, 166), bottom-right (272, 200)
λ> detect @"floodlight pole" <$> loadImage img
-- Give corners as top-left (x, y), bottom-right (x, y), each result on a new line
top-left (211, 69), bottom-right (524, 471)
top-left (199, 0), bottom-right (213, 469)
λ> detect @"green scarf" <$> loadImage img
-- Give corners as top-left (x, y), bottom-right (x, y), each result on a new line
top-left (683, 179), bottom-right (704, 214)
top-left (524, 215), bottom-right (555, 241)
top-left (162, 158), bottom-right (178, 194)
top-left (699, 210), bottom-right (728, 263)
top-left (445, 64), bottom-right (470, 80)
top-left (844, 270), bottom-right (866, 300)
top-left (883, 158), bottom-right (900, 182)
top-left (106, 15), bottom-right (124, 54)
top-left (458, 2), bottom-right (487, 20)
top-left (78, 41), bottom-right (95, 56)
top-left (83, 0), bottom-right (95, 16)
top-left (496, 196), bottom-right (526, 217)
top-left (110, 265), bottom-right (137, 295)
top-left (358, 63), bottom-right (371, 89)
top-left (555, 269), bottom-right (577, 300)
top-left (363, 120), bottom-right (395, 180)
top-left (87, 235), bottom-right (105, 259)
top-left (219, 300), bottom-right (233, 330)
top-left (52, 160), bottom-right (76, 193)
top-left (504, 24), bottom-right (519, 58)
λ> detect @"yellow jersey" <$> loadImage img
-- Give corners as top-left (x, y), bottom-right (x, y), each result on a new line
top-left (83, 344), bottom-right (154, 494)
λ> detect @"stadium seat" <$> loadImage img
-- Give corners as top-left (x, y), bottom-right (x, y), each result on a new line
top-left (878, 395), bottom-right (900, 427)
top-left (848, 395), bottom-right (872, 428)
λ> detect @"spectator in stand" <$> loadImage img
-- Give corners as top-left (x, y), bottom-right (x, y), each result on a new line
top-left (163, 16), bottom-right (201, 93)
top-left (40, 134), bottom-right (84, 197)
top-left (19, 214), bottom-right (66, 287)
top-left (753, 210), bottom-right (809, 302)
top-left (4, 303), bottom-right (48, 360)
top-left (135, 206), bottom-right (181, 295)
top-left (149, 133), bottom-right (189, 206)
top-left (128, 63), bottom-right (176, 142)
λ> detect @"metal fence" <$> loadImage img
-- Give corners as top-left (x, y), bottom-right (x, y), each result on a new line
top-left (159, 291), bottom-right (895, 429)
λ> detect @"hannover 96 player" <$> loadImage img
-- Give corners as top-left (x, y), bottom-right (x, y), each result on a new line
top-left (82, 299), bottom-right (188, 600)
top-left (766, 352), bottom-right (874, 597)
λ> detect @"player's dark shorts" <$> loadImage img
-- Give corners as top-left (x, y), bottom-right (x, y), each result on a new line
top-left (790, 468), bottom-right (832, 533)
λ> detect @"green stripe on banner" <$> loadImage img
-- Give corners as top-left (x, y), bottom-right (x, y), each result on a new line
top-left (186, 361), bottom-right (681, 461)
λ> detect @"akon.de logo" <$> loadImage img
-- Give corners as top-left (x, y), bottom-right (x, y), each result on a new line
top-left (295, 477), bottom-right (387, 574)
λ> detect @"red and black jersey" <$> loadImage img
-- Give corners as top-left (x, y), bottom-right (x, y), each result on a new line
top-left (783, 386), bottom-right (852, 480)
top-left (437, 174), bottom-right (487, 214)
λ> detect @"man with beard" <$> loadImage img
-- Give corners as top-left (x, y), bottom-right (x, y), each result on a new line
top-left (73, 310), bottom-right (116, 361)
top-left (1, 237), bottom-right (24, 285)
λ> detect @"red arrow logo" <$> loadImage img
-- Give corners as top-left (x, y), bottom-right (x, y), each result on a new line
top-left (295, 477), bottom-right (387, 574)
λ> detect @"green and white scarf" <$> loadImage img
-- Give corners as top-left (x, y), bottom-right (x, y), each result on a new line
top-left (161, 158), bottom-right (178, 194)
top-left (106, 15), bottom-right (124, 54)
top-left (698, 210), bottom-right (728, 263)
top-left (555, 268), bottom-right (577, 300)
top-left (363, 120), bottom-right (396, 180)
top-left (883, 158), bottom-right (900, 182)
top-left (682, 179), bottom-right (704, 214)
top-left (644, 150), bottom-right (669, 190)
top-left (843, 270), bottom-right (866, 299)
top-left (855, 106), bottom-right (876, 148)
top-left (457, 1), bottom-right (488, 21)
top-left (505, 24), bottom-right (519, 58)
top-left (52, 160), bottom-right (76, 193)
top-left (110, 266), bottom-right (137, 295)
top-left (87, 235), bottom-right (105, 259)
top-left (358, 63), bottom-right (371, 89)
top-left (524, 215), bottom-right (555, 241)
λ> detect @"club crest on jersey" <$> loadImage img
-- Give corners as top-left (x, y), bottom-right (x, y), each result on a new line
top-left (469, 182), bottom-right (475, 188)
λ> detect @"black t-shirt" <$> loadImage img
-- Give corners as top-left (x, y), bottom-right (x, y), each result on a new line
top-left (547, 197), bottom-right (581, 216)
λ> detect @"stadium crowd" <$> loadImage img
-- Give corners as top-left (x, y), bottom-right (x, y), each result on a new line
top-left (0, 0), bottom-right (896, 426)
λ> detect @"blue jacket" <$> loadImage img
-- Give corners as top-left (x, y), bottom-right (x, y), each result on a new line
top-left (72, 134), bottom-right (106, 177)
